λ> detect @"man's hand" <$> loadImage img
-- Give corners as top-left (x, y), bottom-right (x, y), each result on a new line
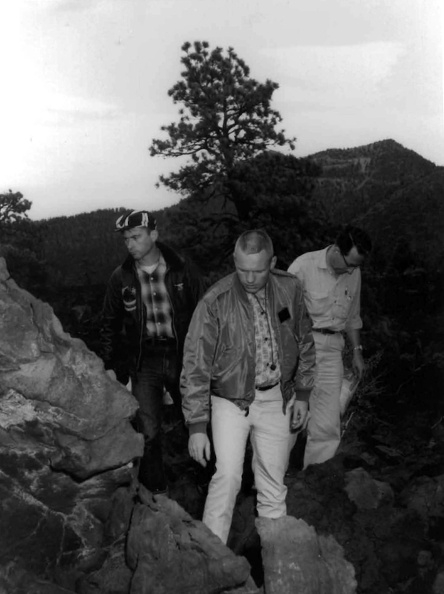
top-left (290, 400), bottom-right (309, 433)
top-left (188, 433), bottom-right (211, 467)
top-left (352, 350), bottom-right (365, 379)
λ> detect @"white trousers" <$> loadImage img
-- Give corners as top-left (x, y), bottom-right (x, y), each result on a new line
top-left (303, 331), bottom-right (344, 468)
top-left (203, 386), bottom-right (292, 544)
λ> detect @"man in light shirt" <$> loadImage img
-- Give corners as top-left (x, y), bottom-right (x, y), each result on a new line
top-left (288, 225), bottom-right (372, 468)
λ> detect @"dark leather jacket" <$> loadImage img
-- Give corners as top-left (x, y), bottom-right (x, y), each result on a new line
top-left (181, 268), bottom-right (315, 428)
top-left (100, 242), bottom-right (204, 381)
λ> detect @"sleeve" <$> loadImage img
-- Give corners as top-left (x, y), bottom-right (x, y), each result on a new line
top-left (185, 257), bottom-right (206, 309)
top-left (99, 269), bottom-right (125, 374)
top-left (288, 257), bottom-right (304, 283)
top-left (180, 297), bottom-right (219, 428)
top-left (344, 272), bottom-right (363, 331)
top-left (293, 284), bottom-right (315, 402)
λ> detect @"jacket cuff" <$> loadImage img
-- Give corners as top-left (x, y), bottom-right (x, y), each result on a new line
top-left (295, 389), bottom-right (311, 403)
top-left (188, 422), bottom-right (208, 436)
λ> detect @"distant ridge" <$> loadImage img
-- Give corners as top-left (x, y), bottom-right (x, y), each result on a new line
top-left (308, 138), bottom-right (436, 218)
top-left (311, 138), bottom-right (432, 162)
top-left (30, 138), bottom-right (443, 284)
top-left (308, 139), bottom-right (443, 269)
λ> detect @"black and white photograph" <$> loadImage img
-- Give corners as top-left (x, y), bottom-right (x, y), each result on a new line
top-left (0, 1), bottom-right (443, 592)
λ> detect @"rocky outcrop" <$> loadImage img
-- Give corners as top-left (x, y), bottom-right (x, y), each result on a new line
top-left (285, 457), bottom-right (443, 593)
top-left (256, 516), bottom-right (357, 594)
top-left (0, 257), bottom-right (143, 587)
top-left (127, 487), bottom-right (253, 594)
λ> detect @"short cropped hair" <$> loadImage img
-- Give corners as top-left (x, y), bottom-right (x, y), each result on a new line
top-left (234, 229), bottom-right (274, 258)
top-left (336, 225), bottom-right (372, 257)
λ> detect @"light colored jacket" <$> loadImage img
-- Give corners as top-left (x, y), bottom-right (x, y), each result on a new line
top-left (181, 268), bottom-right (315, 429)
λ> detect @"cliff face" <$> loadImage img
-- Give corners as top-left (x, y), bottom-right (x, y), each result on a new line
top-left (0, 256), bottom-right (143, 585)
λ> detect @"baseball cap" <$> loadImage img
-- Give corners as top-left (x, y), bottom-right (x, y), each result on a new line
top-left (115, 210), bottom-right (157, 232)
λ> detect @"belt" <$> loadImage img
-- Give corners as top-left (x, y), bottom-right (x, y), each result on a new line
top-left (255, 381), bottom-right (280, 391)
top-left (312, 328), bottom-right (340, 335)
top-left (143, 336), bottom-right (176, 347)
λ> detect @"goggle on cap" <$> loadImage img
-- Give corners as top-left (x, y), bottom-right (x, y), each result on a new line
top-left (115, 210), bottom-right (157, 232)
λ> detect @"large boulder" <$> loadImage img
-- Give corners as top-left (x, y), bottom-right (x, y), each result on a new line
top-left (126, 488), bottom-right (253, 594)
top-left (0, 257), bottom-right (143, 587)
top-left (256, 516), bottom-right (357, 594)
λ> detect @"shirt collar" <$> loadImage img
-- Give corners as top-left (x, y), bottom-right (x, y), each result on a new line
top-left (319, 246), bottom-right (332, 270)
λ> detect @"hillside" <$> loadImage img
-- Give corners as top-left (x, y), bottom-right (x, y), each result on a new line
top-left (309, 139), bottom-right (438, 225)
top-left (356, 166), bottom-right (444, 272)
top-left (6, 138), bottom-right (441, 290)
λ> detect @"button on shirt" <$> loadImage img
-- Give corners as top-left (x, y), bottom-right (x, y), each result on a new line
top-left (137, 255), bottom-right (174, 338)
top-left (288, 247), bottom-right (362, 332)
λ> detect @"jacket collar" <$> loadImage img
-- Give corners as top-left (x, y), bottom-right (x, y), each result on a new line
top-left (232, 270), bottom-right (276, 304)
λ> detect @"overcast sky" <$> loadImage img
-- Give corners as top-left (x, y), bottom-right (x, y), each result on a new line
top-left (1, 0), bottom-right (442, 221)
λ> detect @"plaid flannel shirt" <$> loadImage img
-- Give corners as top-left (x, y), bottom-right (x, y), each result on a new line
top-left (137, 254), bottom-right (174, 338)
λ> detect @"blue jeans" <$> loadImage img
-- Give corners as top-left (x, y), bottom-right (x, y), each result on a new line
top-left (131, 342), bottom-right (182, 492)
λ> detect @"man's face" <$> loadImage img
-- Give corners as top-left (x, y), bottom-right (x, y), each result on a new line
top-left (334, 246), bottom-right (365, 275)
top-left (234, 249), bottom-right (276, 294)
top-left (122, 227), bottom-right (157, 261)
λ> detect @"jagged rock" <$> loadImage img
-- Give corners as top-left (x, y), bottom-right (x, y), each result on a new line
top-left (256, 515), bottom-right (357, 594)
top-left (399, 475), bottom-right (444, 529)
top-left (344, 467), bottom-right (394, 510)
top-left (126, 487), bottom-right (252, 593)
top-left (76, 546), bottom-right (133, 594)
top-left (285, 456), bottom-right (444, 592)
top-left (433, 568), bottom-right (444, 594)
top-left (0, 258), bottom-right (143, 587)
top-left (0, 562), bottom-right (77, 593)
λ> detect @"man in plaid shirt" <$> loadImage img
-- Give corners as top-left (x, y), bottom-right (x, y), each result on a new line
top-left (101, 210), bottom-right (204, 494)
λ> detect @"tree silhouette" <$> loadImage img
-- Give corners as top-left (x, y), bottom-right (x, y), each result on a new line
top-left (0, 190), bottom-right (32, 224)
top-left (149, 41), bottom-right (296, 219)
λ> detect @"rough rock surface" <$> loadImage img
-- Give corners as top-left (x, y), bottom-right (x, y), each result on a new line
top-left (126, 487), bottom-right (253, 594)
top-left (0, 257), bottom-right (143, 587)
top-left (285, 456), bottom-right (443, 593)
top-left (256, 516), bottom-right (357, 594)
top-left (344, 467), bottom-right (395, 510)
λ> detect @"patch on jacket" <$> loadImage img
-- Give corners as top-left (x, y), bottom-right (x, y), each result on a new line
top-left (278, 307), bottom-right (291, 323)
top-left (122, 286), bottom-right (137, 311)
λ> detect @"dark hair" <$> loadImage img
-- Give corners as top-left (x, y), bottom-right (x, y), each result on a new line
top-left (234, 229), bottom-right (274, 258)
top-left (336, 225), bottom-right (372, 257)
